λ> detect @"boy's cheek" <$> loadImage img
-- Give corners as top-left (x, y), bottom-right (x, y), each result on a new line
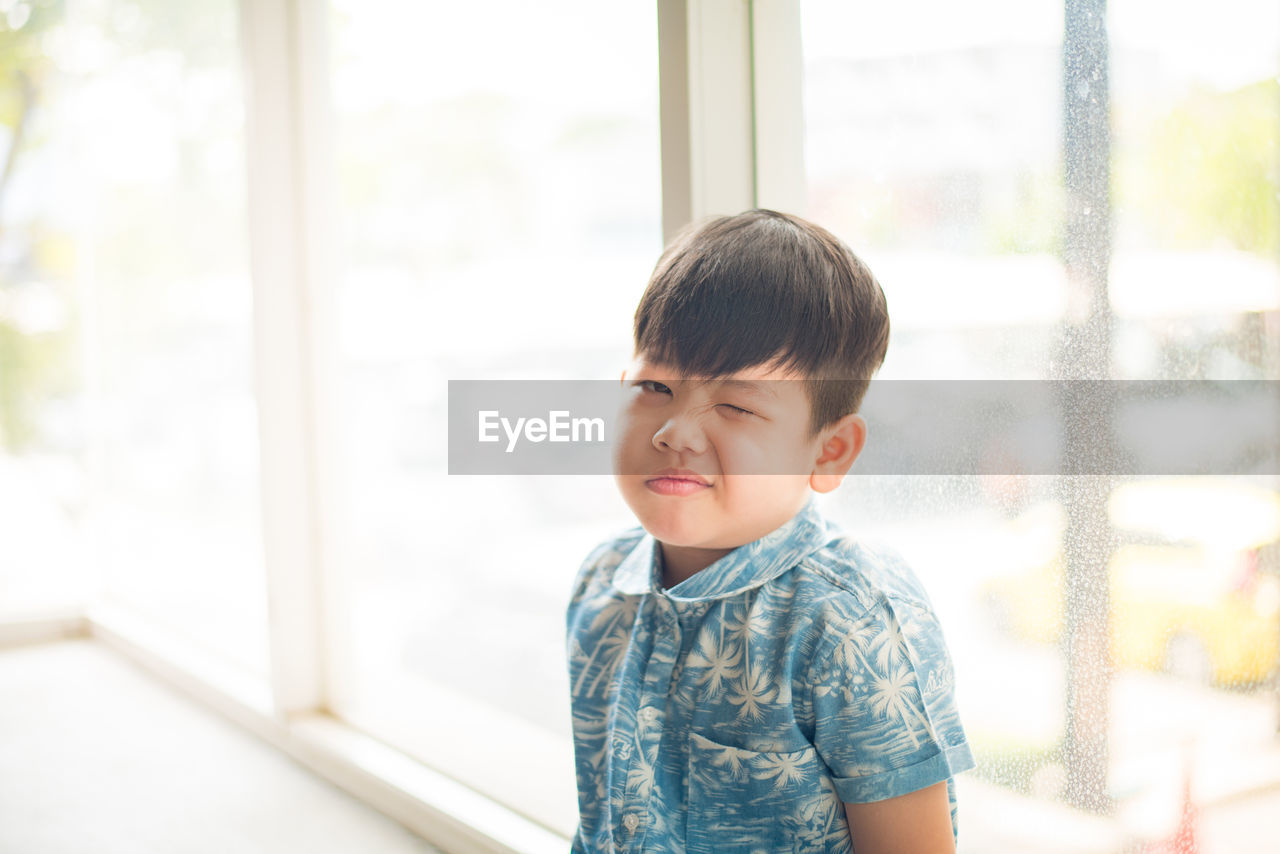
top-left (610, 418), bottom-right (648, 475)
top-left (610, 473), bottom-right (642, 498)
top-left (718, 439), bottom-right (803, 476)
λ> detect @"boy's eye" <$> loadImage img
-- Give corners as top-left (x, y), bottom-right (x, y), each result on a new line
top-left (718, 403), bottom-right (755, 417)
top-left (637, 380), bottom-right (672, 395)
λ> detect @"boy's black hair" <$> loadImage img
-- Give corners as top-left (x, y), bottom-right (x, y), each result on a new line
top-left (633, 209), bottom-right (890, 433)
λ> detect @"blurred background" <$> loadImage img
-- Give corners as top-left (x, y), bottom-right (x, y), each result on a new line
top-left (1, 0), bottom-right (1277, 851)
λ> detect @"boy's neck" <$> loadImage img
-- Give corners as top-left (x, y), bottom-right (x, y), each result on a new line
top-left (658, 542), bottom-right (734, 589)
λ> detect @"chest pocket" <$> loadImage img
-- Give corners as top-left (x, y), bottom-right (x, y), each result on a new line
top-left (685, 732), bottom-right (851, 853)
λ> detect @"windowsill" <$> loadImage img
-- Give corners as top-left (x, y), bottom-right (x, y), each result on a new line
top-left (0, 607), bottom-right (568, 854)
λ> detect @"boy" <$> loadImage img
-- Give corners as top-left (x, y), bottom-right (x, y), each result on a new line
top-left (566, 210), bottom-right (974, 852)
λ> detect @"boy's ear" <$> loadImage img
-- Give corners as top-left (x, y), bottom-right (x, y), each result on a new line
top-left (809, 413), bottom-right (866, 494)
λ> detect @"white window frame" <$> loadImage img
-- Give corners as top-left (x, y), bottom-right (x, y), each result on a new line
top-left (658, 0), bottom-right (805, 241)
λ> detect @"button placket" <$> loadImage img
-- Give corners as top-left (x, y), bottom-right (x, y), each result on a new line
top-left (610, 596), bottom-right (655, 849)
top-left (639, 597), bottom-right (678, 741)
top-left (617, 594), bottom-right (679, 846)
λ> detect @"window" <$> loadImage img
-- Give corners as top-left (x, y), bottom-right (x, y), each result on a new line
top-left (0, 0), bottom-right (267, 674)
top-left (803, 0), bottom-right (1279, 846)
top-left (327, 0), bottom-right (659, 831)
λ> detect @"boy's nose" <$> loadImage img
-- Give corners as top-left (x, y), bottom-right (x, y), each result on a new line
top-left (652, 413), bottom-right (708, 456)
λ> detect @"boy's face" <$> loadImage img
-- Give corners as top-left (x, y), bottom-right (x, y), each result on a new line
top-left (613, 355), bottom-right (858, 562)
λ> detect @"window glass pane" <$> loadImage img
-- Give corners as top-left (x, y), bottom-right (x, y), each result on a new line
top-left (1, 1), bottom-right (93, 614)
top-left (1102, 5), bottom-right (1279, 847)
top-left (803, 0), bottom-right (1279, 850)
top-left (1111, 0), bottom-right (1280, 380)
top-left (803, 1), bottom-right (1064, 380)
top-left (0, 2), bottom-right (91, 616)
top-left (329, 0), bottom-right (660, 831)
top-left (2, 0), bottom-right (268, 674)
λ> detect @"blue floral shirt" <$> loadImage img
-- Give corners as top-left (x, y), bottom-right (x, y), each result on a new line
top-left (565, 497), bottom-right (975, 852)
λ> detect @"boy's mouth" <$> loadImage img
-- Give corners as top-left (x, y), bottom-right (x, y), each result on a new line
top-left (645, 469), bottom-right (712, 496)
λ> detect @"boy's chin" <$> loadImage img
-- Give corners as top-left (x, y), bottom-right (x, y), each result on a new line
top-left (636, 518), bottom-right (700, 548)
top-left (625, 504), bottom-right (691, 542)
top-left (632, 512), bottom-right (740, 552)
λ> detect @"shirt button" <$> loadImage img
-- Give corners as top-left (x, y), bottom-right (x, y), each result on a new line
top-left (623, 813), bottom-right (640, 832)
top-left (640, 707), bottom-right (658, 723)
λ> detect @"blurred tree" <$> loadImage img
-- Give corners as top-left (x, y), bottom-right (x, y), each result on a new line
top-left (1119, 78), bottom-right (1279, 256)
top-left (0, 0), bottom-right (68, 452)
top-left (0, 0), bottom-right (63, 217)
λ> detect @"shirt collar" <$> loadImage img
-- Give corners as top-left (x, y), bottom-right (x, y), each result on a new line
top-left (610, 497), bottom-right (831, 601)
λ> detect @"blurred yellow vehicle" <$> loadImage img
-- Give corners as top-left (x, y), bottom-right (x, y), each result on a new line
top-left (982, 478), bottom-right (1280, 687)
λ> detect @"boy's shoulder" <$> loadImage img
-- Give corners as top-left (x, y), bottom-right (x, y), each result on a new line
top-left (568, 524), bottom-right (647, 598)
top-left (790, 530), bottom-right (958, 689)
top-left (799, 531), bottom-right (937, 617)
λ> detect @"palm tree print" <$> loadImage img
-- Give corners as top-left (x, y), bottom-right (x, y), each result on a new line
top-left (626, 752), bottom-right (657, 799)
top-left (571, 596), bottom-right (637, 698)
top-left (705, 741), bottom-right (755, 782)
top-left (780, 782), bottom-right (848, 851)
top-left (872, 611), bottom-right (914, 671)
top-left (722, 599), bottom-right (770, 647)
top-left (868, 664), bottom-right (937, 749)
top-left (685, 625), bottom-right (742, 698)
top-left (751, 750), bottom-right (812, 790)
top-left (830, 615), bottom-right (880, 675)
top-left (728, 659), bottom-right (776, 722)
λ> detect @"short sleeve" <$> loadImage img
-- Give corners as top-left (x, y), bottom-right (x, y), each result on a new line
top-left (807, 596), bottom-right (976, 804)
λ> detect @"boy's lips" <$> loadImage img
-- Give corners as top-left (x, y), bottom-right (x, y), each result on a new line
top-left (645, 469), bottom-right (712, 496)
